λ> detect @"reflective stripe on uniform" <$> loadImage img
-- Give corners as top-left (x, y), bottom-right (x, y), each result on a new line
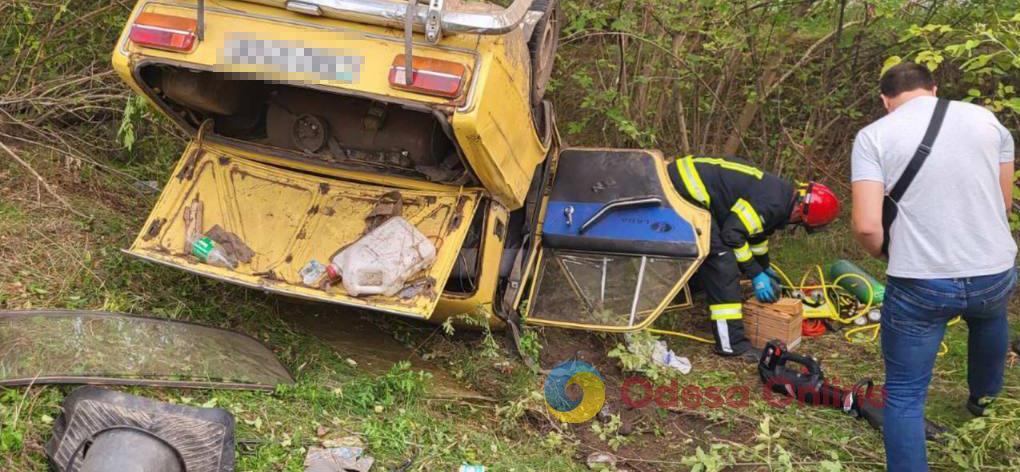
top-left (734, 243), bottom-right (752, 262)
top-left (691, 157), bottom-right (764, 179)
top-left (750, 240), bottom-right (769, 256)
top-left (716, 320), bottom-right (732, 353)
top-left (674, 157), bottom-right (711, 207)
top-left (710, 303), bottom-right (743, 320)
top-left (731, 198), bottom-right (764, 236)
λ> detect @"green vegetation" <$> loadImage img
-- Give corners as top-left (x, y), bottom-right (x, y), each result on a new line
top-left (555, 0), bottom-right (1020, 194)
top-left (2, 1), bottom-right (1020, 471)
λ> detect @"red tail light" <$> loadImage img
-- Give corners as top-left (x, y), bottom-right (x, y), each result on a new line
top-left (129, 12), bottom-right (197, 52)
top-left (388, 55), bottom-right (467, 98)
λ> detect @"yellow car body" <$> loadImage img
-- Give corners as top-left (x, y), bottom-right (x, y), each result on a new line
top-left (113, 0), bottom-right (709, 330)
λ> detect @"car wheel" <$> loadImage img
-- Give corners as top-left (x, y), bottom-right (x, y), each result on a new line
top-left (527, 0), bottom-right (562, 107)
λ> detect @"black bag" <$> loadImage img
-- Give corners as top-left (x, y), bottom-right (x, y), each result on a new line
top-left (880, 98), bottom-right (950, 256)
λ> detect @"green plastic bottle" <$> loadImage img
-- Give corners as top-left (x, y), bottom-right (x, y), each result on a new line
top-left (828, 259), bottom-right (885, 305)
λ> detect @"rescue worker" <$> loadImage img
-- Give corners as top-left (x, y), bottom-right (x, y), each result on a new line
top-left (668, 155), bottom-right (840, 357)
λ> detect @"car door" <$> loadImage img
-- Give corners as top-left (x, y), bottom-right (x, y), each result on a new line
top-left (516, 148), bottom-right (710, 331)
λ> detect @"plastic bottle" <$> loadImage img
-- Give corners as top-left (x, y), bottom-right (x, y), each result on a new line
top-left (299, 260), bottom-right (341, 287)
top-left (331, 217), bottom-right (436, 297)
top-left (190, 235), bottom-right (237, 269)
top-left (299, 260), bottom-right (326, 286)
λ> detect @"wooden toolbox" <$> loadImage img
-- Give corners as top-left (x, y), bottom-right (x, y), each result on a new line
top-left (743, 298), bottom-right (803, 349)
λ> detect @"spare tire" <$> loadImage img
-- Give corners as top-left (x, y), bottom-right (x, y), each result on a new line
top-left (527, 0), bottom-right (562, 107)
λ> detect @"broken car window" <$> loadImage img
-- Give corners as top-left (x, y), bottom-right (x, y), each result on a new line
top-left (0, 310), bottom-right (293, 390)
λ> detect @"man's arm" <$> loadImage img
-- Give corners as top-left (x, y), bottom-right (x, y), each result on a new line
top-left (995, 116), bottom-right (1014, 216)
top-left (1000, 161), bottom-right (1014, 216)
top-left (719, 212), bottom-right (764, 278)
top-left (748, 235), bottom-right (770, 271)
top-left (851, 128), bottom-right (885, 259)
top-left (852, 180), bottom-right (885, 259)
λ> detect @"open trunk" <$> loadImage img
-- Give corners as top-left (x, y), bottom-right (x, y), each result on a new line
top-left (129, 65), bottom-right (482, 318)
top-left (138, 65), bottom-right (475, 185)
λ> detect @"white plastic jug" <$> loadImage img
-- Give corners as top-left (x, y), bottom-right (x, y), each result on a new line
top-left (332, 217), bottom-right (437, 297)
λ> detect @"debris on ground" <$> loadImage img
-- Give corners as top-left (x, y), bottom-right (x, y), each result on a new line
top-left (615, 332), bottom-right (691, 377)
top-left (0, 309), bottom-right (294, 389)
top-left (650, 340), bottom-right (692, 374)
top-left (46, 387), bottom-right (235, 472)
top-left (585, 452), bottom-right (617, 470)
top-left (134, 180), bottom-right (160, 194)
top-left (304, 446), bottom-right (374, 472)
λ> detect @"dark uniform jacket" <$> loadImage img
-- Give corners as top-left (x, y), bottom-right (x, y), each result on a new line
top-left (668, 156), bottom-right (796, 278)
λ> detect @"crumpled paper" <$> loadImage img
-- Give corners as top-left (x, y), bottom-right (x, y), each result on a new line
top-left (304, 446), bottom-right (374, 472)
top-left (651, 340), bottom-right (691, 374)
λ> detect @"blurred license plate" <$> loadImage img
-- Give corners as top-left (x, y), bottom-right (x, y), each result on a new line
top-left (219, 33), bottom-right (363, 83)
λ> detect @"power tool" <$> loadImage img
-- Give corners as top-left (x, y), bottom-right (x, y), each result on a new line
top-left (758, 340), bottom-right (944, 440)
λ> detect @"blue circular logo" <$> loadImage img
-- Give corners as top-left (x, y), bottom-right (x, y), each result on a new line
top-left (543, 360), bottom-right (605, 423)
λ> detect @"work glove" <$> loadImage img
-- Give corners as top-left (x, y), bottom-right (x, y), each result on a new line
top-left (752, 272), bottom-right (777, 303)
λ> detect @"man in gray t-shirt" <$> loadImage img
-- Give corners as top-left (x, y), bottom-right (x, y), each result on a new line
top-left (851, 62), bottom-right (1017, 472)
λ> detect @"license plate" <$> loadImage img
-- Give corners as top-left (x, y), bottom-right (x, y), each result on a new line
top-left (218, 33), bottom-right (364, 83)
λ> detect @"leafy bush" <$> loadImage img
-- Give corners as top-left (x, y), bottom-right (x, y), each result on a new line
top-left (555, 0), bottom-right (1020, 193)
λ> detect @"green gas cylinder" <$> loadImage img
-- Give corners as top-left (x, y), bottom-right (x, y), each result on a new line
top-left (828, 259), bottom-right (885, 305)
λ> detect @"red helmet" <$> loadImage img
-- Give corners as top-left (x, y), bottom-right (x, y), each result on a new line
top-left (796, 182), bottom-right (840, 230)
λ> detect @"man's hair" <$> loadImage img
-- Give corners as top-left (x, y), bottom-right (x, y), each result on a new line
top-left (880, 62), bottom-right (936, 97)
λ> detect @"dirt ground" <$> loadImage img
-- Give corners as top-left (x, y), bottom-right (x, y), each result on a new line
top-left (536, 326), bottom-right (759, 470)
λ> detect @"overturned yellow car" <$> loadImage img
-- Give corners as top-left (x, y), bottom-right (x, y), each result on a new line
top-left (112, 0), bottom-right (710, 331)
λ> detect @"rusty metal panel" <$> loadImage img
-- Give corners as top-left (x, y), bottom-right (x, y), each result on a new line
top-left (130, 143), bottom-right (479, 318)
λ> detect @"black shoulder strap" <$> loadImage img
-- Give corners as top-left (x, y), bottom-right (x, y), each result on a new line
top-left (889, 98), bottom-right (949, 202)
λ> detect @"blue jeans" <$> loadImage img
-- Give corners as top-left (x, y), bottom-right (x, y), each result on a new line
top-left (881, 268), bottom-right (1016, 471)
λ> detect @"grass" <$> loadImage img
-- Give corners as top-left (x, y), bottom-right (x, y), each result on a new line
top-left (5, 130), bottom-right (1020, 470)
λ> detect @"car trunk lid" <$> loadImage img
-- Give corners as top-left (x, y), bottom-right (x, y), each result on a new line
top-left (128, 141), bottom-right (479, 318)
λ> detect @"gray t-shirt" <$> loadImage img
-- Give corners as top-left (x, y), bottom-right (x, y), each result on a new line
top-left (851, 96), bottom-right (1017, 278)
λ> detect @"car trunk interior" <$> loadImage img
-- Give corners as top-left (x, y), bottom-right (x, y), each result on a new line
top-left (138, 64), bottom-right (473, 185)
top-left (130, 64), bottom-right (494, 311)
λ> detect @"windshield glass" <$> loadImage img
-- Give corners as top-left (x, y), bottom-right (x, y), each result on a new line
top-left (0, 310), bottom-right (293, 390)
